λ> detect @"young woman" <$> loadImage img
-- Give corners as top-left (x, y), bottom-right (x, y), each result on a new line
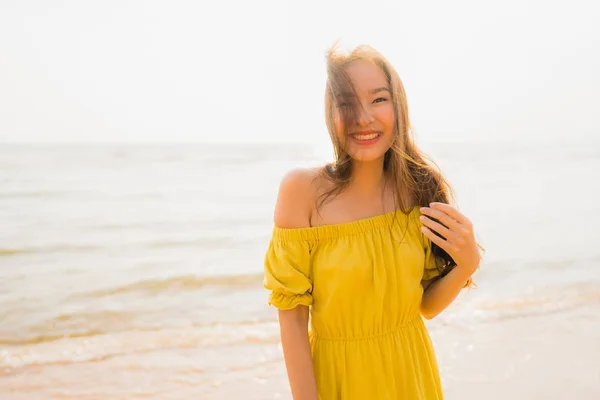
top-left (263, 44), bottom-right (482, 400)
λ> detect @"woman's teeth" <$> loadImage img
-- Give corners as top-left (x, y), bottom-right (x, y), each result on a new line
top-left (353, 133), bottom-right (379, 140)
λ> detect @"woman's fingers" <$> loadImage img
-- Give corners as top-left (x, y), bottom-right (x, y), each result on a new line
top-left (419, 215), bottom-right (453, 241)
top-left (421, 226), bottom-right (453, 253)
top-left (420, 204), bottom-right (466, 234)
top-left (429, 203), bottom-right (472, 229)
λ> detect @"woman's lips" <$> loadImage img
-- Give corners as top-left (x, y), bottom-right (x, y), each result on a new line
top-left (350, 132), bottom-right (382, 145)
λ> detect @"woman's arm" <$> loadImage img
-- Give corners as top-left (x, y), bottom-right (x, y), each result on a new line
top-left (420, 267), bottom-right (472, 319)
top-left (273, 168), bottom-right (319, 399)
top-left (419, 202), bottom-right (482, 319)
top-left (278, 306), bottom-right (318, 400)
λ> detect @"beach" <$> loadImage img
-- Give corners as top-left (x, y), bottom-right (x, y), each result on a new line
top-left (1, 141), bottom-right (599, 399)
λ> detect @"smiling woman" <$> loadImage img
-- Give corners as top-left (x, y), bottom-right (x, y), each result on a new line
top-left (263, 44), bottom-right (483, 399)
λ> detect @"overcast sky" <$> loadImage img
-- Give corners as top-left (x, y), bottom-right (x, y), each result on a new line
top-left (1, 0), bottom-right (598, 145)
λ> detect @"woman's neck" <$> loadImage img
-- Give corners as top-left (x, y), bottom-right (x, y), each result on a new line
top-left (348, 157), bottom-right (387, 198)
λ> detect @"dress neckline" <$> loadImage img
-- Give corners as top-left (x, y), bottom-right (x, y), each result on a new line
top-left (271, 206), bottom-right (421, 242)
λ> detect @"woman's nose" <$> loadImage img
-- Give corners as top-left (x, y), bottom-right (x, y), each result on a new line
top-left (357, 106), bottom-right (375, 127)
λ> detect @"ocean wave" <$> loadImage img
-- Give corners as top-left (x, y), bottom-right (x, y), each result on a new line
top-left (89, 216), bottom-right (266, 232)
top-left (0, 329), bottom-right (109, 346)
top-left (0, 245), bottom-right (103, 256)
top-left (471, 283), bottom-right (600, 323)
top-left (0, 249), bottom-right (22, 256)
top-left (0, 309), bottom-right (152, 346)
top-left (74, 273), bottom-right (264, 299)
top-left (0, 190), bottom-right (70, 199)
top-left (0, 236), bottom-right (255, 256)
top-left (0, 317), bottom-right (276, 348)
top-left (147, 236), bottom-right (256, 249)
top-left (0, 321), bottom-right (280, 370)
top-left (0, 330), bottom-right (190, 370)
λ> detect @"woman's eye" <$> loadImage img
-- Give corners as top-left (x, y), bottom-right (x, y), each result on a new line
top-left (373, 97), bottom-right (388, 104)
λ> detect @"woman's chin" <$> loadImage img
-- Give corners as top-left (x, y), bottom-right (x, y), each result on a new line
top-left (347, 146), bottom-right (389, 163)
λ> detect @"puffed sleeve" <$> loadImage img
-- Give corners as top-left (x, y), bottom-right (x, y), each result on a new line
top-left (422, 235), bottom-right (443, 281)
top-left (263, 236), bottom-right (313, 310)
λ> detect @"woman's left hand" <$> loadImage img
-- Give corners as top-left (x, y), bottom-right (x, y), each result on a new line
top-left (419, 202), bottom-right (481, 276)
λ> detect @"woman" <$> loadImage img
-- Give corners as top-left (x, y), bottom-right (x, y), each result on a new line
top-left (263, 44), bottom-right (482, 399)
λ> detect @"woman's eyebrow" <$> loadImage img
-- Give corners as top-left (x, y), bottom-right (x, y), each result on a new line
top-left (338, 87), bottom-right (390, 98)
top-left (370, 87), bottom-right (391, 94)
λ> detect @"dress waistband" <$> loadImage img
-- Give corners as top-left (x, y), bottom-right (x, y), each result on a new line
top-left (309, 317), bottom-right (423, 342)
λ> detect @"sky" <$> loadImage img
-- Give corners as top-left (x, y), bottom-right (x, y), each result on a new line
top-left (0, 0), bottom-right (599, 145)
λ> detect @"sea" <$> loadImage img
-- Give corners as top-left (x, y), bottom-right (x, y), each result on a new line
top-left (1, 141), bottom-right (599, 399)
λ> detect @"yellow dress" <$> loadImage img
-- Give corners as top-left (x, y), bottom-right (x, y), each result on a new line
top-left (264, 206), bottom-right (444, 399)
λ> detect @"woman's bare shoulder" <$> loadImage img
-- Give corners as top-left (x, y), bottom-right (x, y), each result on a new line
top-left (273, 166), bottom-right (328, 229)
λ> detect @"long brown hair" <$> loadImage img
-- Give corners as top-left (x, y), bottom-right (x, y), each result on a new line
top-left (318, 44), bottom-right (475, 285)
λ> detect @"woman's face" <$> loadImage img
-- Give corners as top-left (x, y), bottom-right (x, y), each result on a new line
top-left (334, 60), bottom-right (396, 163)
